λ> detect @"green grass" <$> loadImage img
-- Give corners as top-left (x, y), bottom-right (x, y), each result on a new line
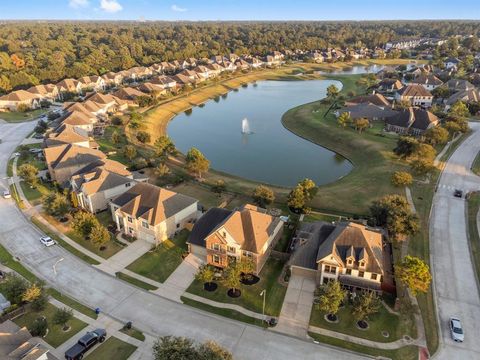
top-left (19, 181), bottom-right (52, 205)
top-left (116, 272), bottom-right (159, 291)
top-left (7, 157), bottom-right (14, 177)
top-left (467, 192), bottom-right (480, 281)
top-left (96, 210), bottom-right (115, 228)
top-left (0, 243), bottom-right (38, 282)
top-left (181, 296), bottom-right (267, 327)
top-left (65, 228), bottom-right (123, 259)
top-left (303, 211), bottom-right (343, 223)
top-left (13, 302), bottom-right (88, 348)
top-left (85, 336), bottom-right (137, 360)
top-left (308, 332), bottom-right (418, 360)
top-left (310, 301), bottom-right (416, 343)
top-left (186, 258), bottom-right (287, 316)
top-left (281, 74), bottom-right (408, 215)
top-left (30, 216), bottom-right (101, 265)
top-left (119, 326), bottom-right (145, 341)
top-left (0, 108), bottom-right (47, 122)
top-left (47, 288), bottom-right (98, 319)
top-left (471, 152), bottom-right (480, 176)
top-left (126, 230), bottom-right (188, 283)
top-left (274, 226), bottom-right (292, 252)
top-left (96, 125), bottom-right (131, 165)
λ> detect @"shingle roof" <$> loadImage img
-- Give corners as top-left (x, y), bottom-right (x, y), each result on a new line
top-left (44, 144), bottom-right (106, 171)
top-left (346, 93), bottom-right (391, 107)
top-left (112, 183), bottom-right (198, 226)
top-left (72, 162), bottom-right (132, 196)
top-left (445, 79), bottom-right (475, 92)
top-left (446, 89), bottom-right (480, 105)
top-left (411, 74), bottom-right (443, 86)
top-left (0, 90), bottom-right (41, 102)
top-left (188, 208), bottom-right (233, 247)
top-left (397, 84), bottom-right (433, 97)
top-left (386, 108), bottom-right (438, 131)
top-left (339, 103), bottom-right (397, 120)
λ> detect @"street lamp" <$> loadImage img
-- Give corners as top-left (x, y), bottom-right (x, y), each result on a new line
top-left (260, 289), bottom-right (266, 321)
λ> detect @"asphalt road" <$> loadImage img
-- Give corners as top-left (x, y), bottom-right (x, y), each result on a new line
top-left (0, 120), bottom-right (366, 360)
top-left (430, 122), bottom-right (480, 359)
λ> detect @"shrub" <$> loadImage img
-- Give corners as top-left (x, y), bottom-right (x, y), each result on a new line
top-left (30, 317), bottom-right (48, 337)
top-left (136, 131), bottom-right (151, 144)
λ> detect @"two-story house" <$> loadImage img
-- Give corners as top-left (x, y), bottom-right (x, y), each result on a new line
top-left (395, 84), bottom-right (433, 107)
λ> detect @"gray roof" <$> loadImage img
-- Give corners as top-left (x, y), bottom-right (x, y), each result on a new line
top-left (338, 103), bottom-right (397, 120)
top-left (187, 208), bottom-right (233, 247)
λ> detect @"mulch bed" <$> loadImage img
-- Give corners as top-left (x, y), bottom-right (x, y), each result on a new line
top-left (240, 274), bottom-right (260, 285)
top-left (227, 289), bottom-right (241, 298)
top-left (204, 282), bottom-right (218, 292)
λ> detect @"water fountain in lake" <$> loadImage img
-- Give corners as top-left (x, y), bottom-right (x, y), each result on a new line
top-left (241, 118), bottom-right (252, 134)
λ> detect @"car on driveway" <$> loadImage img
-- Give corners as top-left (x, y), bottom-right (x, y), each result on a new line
top-left (3, 190), bottom-right (11, 199)
top-left (65, 329), bottom-right (106, 360)
top-left (40, 236), bottom-right (55, 247)
top-left (450, 317), bottom-right (464, 342)
top-left (454, 189), bottom-right (463, 198)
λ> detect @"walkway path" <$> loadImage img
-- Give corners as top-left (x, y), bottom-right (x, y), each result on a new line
top-left (96, 239), bottom-right (152, 275)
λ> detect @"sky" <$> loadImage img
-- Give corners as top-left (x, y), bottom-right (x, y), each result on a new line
top-left (0, 0), bottom-right (479, 21)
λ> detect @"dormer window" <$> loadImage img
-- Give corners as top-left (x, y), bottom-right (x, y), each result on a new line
top-left (359, 261), bottom-right (365, 267)
top-left (347, 259), bottom-right (353, 265)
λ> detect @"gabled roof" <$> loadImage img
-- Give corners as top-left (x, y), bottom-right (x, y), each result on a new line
top-left (45, 124), bottom-right (89, 147)
top-left (112, 182), bottom-right (197, 226)
top-left (378, 78), bottom-right (403, 90)
top-left (113, 87), bottom-right (146, 100)
top-left (339, 103), bottom-right (397, 120)
top-left (347, 93), bottom-right (391, 107)
top-left (62, 111), bottom-right (94, 126)
top-left (316, 222), bottom-right (384, 275)
top-left (27, 84), bottom-right (57, 96)
top-left (44, 144), bottom-right (106, 171)
top-left (397, 84), bottom-right (433, 97)
top-left (445, 79), bottom-right (475, 92)
top-left (446, 89), bottom-right (480, 105)
top-left (0, 90), bottom-right (41, 102)
top-left (411, 74), bottom-right (443, 86)
top-left (188, 208), bottom-right (233, 247)
top-left (386, 108), bottom-right (438, 131)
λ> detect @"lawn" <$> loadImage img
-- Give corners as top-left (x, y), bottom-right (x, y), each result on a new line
top-left (19, 181), bottom-right (52, 205)
top-left (472, 152), bottom-right (480, 176)
top-left (126, 230), bottom-right (189, 283)
top-left (274, 225), bottom-right (293, 252)
top-left (85, 336), bottom-right (137, 360)
top-left (186, 258), bottom-right (287, 316)
top-left (170, 182), bottom-right (232, 209)
top-left (309, 300), bottom-right (416, 343)
top-left (303, 211), bottom-right (343, 223)
top-left (13, 302), bottom-right (88, 348)
top-left (467, 192), bottom-right (480, 281)
top-left (0, 108), bottom-right (47, 122)
top-left (47, 288), bottom-right (98, 319)
top-left (119, 326), bottom-right (145, 341)
top-left (308, 332), bottom-right (418, 360)
top-left (65, 228), bottom-right (124, 259)
top-left (116, 272), bottom-right (158, 291)
top-left (96, 125), bottom-right (131, 165)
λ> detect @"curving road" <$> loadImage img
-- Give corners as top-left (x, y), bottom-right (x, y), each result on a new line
top-left (430, 122), bottom-right (480, 359)
top-left (0, 119), bottom-right (366, 360)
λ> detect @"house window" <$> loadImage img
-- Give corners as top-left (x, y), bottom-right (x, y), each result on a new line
top-left (227, 246), bottom-right (236, 254)
top-left (371, 273), bottom-right (378, 280)
top-left (213, 255), bottom-right (220, 264)
top-left (346, 268), bottom-right (352, 275)
top-left (358, 271), bottom-right (364, 278)
top-left (212, 243), bottom-right (220, 251)
top-left (324, 265), bottom-right (336, 274)
top-left (359, 261), bottom-right (365, 268)
top-left (347, 259), bottom-right (353, 265)
top-left (128, 227), bottom-right (134, 234)
top-left (127, 216), bottom-right (133, 223)
top-left (222, 231), bottom-right (227, 238)
top-left (142, 221), bottom-right (149, 229)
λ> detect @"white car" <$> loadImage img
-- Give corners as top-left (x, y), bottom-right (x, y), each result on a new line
top-left (13, 152), bottom-right (20, 157)
top-left (40, 236), bottom-right (55, 247)
top-left (450, 317), bottom-right (464, 342)
top-left (2, 190), bottom-right (11, 199)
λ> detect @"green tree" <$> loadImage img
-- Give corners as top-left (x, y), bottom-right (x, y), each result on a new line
top-left (353, 118), bottom-right (370, 133)
top-left (326, 84), bottom-right (339, 102)
top-left (352, 291), bottom-right (381, 322)
top-left (394, 137), bottom-right (419, 158)
top-left (2, 274), bottom-right (28, 305)
top-left (154, 135), bottom-right (176, 157)
top-left (136, 130), bottom-right (151, 143)
top-left (370, 194), bottom-right (419, 240)
top-left (314, 280), bottom-right (346, 316)
top-left (391, 171), bottom-right (413, 187)
top-left (424, 126), bottom-right (449, 146)
top-left (124, 145), bottom-right (137, 161)
top-left (18, 163), bottom-right (39, 188)
top-left (153, 336), bottom-right (197, 360)
top-left (224, 262), bottom-right (242, 294)
top-left (252, 185), bottom-right (275, 207)
top-left (185, 147), bottom-right (210, 179)
top-left (448, 101), bottom-right (470, 120)
top-left (111, 130), bottom-right (120, 144)
top-left (53, 307), bottom-right (73, 331)
top-left (197, 341), bottom-right (233, 360)
top-left (90, 223), bottom-right (110, 250)
top-left (337, 112), bottom-right (351, 128)
top-left (43, 192), bottom-right (70, 218)
top-left (287, 186), bottom-right (306, 211)
top-left (71, 211), bottom-right (99, 238)
top-left (395, 255), bottom-right (432, 295)
top-left (195, 265), bottom-right (215, 286)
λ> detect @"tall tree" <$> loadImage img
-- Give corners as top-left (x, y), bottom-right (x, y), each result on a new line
top-left (252, 185), bottom-right (275, 207)
top-left (326, 84), bottom-right (340, 102)
top-left (352, 291), bottom-right (381, 322)
top-left (185, 147), bottom-right (210, 179)
top-left (314, 281), bottom-right (346, 317)
top-left (395, 255), bottom-right (432, 295)
top-left (18, 163), bottom-right (39, 188)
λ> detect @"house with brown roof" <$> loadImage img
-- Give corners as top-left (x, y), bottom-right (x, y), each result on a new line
top-left (336, 103), bottom-right (397, 122)
top-left (386, 107), bottom-right (439, 136)
top-left (188, 204), bottom-right (284, 273)
top-left (78, 76), bottom-right (106, 92)
top-left (0, 319), bottom-right (58, 360)
top-left (377, 79), bottom-right (404, 93)
top-left (55, 79), bottom-right (82, 96)
top-left (110, 182), bottom-right (198, 245)
top-left (27, 84), bottom-right (59, 102)
top-left (137, 82), bottom-right (168, 96)
top-left (45, 124), bottom-right (91, 148)
top-left (345, 93), bottom-right (391, 109)
top-left (113, 87), bottom-right (147, 102)
top-left (61, 111), bottom-right (95, 134)
top-left (395, 84), bottom-right (433, 107)
top-left (71, 159), bottom-right (135, 213)
top-left (193, 65), bottom-right (210, 79)
top-left (0, 90), bottom-right (42, 111)
top-left (101, 72), bottom-right (124, 87)
top-left (44, 144), bottom-right (106, 186)
top-left (288, 222), bottom-right (392, 293)
top-left (445, 88), bottom-right (480, 110)
top-left (150, 75), bottom-right (177, 89)
top-left (410, 74), bottom-right (443, 91)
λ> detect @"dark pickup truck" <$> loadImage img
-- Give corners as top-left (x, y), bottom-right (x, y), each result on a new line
top-left (64, 329), bottom-right (106, 360)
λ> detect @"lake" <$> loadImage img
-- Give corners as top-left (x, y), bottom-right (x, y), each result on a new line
top-left (168, 79), bottom-right (353, 187)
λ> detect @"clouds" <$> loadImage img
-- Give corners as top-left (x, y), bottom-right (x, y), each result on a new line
top-left (69, 0), bottom-right (89, 8)
top-left (100, 0), bottom-right (123, 12)
top-left (171, 4), bottom-right (187, 12)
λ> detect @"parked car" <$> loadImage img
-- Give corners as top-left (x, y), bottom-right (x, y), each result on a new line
top-left (65, 329), bottom-right (106, 360)
top-left (13, 152), bottom-right (20, 157)
top-left (454, 189), bottom-right (463, 198)
top-left (2, 190), bottom-right (11, 199)
top-left (33, 134), bottom-right (44, 139)
top-left (39, 236), bottom-right (55, 247)
top-left (29, 147), bottom-right (42, 153)
top-left (450, 317), bottom-right (464, 342)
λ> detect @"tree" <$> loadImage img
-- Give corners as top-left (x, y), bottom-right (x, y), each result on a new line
top-left (326, 84), bottom-right (339, 102)
top-left (34, 119), bottom-right (48, 134)
top-left (43, 192), bottom-right (70, 218)
top-left (396, 100), bottom-right (411, 110)
top-left (448, 101), bottom-right (470, 120)
top-left (195, 265), bottom-right (215, 285)
top-left (391, 171), bottom-right (413, 187)
top-left (352, 291), bottom-right (381, 322)
top-left (287, 186), bottom-right (306, 211)
top-left (22, 283), bottom-right (42, 303)
top-left (53, 307), bottom-right (73, 330)
top-left (395, 255), bottom-right (432, 295)
top-left (72, 211), bottom-right (99, 238)
top-left (252, 185), bottom-right (275, 207)
top-left (299, 178), bottom-right (317, 200)
top-left (353, 118), bottom-right (369, 133)
top-left (154, 163), bottom-right (170, 177)
top-left (30, 317), bottom-right (48, 337)
top-left (197, 341), bottom-right (233, 360)
top-left (337, 112), bottom-right (351, 128)
top-left (2, 274), bottom-right (28, 305)
top-left (111, 130), bottom-right (120, 144)
top-left (136, 130), bottom-right (151, 143)
top-left (424, 126), bottom-right (449, 146)
top-left (124, 145), bottom-right (137, 161)
top-left (90, 223), bottom-right (110, 250)
top-left (154, 135), bottom-right (176, 157)
top-left (185, 147), bottom-right (210, 179)
top-left (314, 280), bottom-right (346, 316)
top-left (410, 158), bottom-right (435, 175)
top-left (18, 163), bottom-right (39, 188)
top-left (211, 180), bottom-right (226, 194)
top-left (394, 137), bottom-right (419, 158)
top-left (224, 262), bottom-right (242, 294)
top-left (153, 336), bottom-right (197, 360)
top-left (370, 194), bottom-right (419, 240)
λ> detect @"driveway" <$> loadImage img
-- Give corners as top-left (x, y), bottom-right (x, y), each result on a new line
top-left (96, 239), bottom-right (153, 275)
top-left (275, 274), bottom-right (316, 338)
top-left (0, 121), bottom-right (368, 360)
top-left (430, 122), bottom-right (480, 359)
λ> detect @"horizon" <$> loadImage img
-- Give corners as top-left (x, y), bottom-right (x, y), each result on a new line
top-left (1, 0), bottom-right (479, 21)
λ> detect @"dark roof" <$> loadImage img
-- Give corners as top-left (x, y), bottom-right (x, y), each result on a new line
top-left (346, 93), bottom-right (390, 107)
top-left (445, 79), bottom-right (475, 92)
top-left (386, 108), bottom-right (438, 131)
top-left (339, 103), bottom-right (397, 120)
top-left (411, 74), bottom-right (443, 86)
top-left (187, 208), bottom-right (233, 247)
